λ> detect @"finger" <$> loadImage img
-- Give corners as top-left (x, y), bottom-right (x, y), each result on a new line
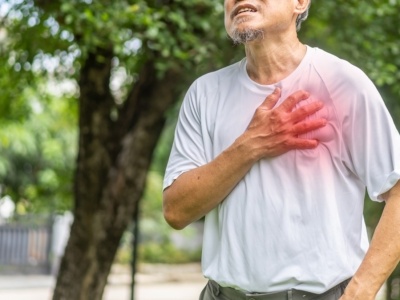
top-left (291, 119), bottom-right (327, 135)
top-left (290, 101), bottom-right (324, 123)
top-left (279, 90), bottom-right (310, 112)
top-left (285, 138), bottom-right (320, 150)
top-left (260, 87), bottom-right (281, 110)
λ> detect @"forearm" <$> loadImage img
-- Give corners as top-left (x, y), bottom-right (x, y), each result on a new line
top-left (163, 135), bottom-right (258, 230)
top-left (341, 181), bottom-right (400, 299)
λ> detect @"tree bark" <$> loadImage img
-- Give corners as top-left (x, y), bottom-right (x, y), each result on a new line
top-left (52, 48), bottom-right (183, 300)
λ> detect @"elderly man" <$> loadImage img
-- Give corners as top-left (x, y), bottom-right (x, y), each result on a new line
top-left (163, 0), bottom-right (400, 299)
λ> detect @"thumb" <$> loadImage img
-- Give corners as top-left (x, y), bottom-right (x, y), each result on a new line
top-left (261, 87), bottom-right (281, 110)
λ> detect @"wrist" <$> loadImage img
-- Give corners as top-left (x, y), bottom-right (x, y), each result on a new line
top-left (341, 277), bottom-right (378, 300)
top-left (233, 133), bottom-right (262, 163)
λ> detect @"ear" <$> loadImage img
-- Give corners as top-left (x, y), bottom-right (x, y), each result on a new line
top-left (294, 0), bottom-right (310, 14)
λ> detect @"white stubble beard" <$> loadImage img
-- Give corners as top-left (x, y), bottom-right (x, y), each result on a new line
top-left (229, 24), bottom-right (265, 45)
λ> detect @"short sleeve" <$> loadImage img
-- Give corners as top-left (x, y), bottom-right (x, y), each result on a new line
top-left (163, 81), bottom-right (207, 189)
top-left (341, 71), bottom-right (400, 201)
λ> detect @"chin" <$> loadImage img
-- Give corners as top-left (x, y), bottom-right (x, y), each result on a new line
top-left (229, 26), bottom-right (264, 44)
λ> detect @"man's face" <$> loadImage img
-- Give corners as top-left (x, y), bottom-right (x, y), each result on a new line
top-left (224, 0), bottom-right (297, 41)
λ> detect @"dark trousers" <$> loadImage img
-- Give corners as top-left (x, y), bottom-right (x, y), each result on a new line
top-left (199, 279), bottom-right (351, 300)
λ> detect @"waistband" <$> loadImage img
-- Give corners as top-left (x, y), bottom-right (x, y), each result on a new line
top-left (208, 278), bottom-right (351, 300)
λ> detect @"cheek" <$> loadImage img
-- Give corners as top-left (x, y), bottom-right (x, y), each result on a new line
top-left (224, 16), bottom-right (232, 35)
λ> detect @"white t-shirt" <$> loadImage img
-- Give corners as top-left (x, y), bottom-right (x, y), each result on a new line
top-left (163, 46), bottom-right (400, 293)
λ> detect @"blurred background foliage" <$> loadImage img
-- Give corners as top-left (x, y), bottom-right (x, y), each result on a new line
top-left (0, 0), bottom-right (399, 269)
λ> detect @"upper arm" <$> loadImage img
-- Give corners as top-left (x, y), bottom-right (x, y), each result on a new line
top-left (163, 80), bottom-right (207, 191)
top-left (381, 180), bottom-right (400, 203)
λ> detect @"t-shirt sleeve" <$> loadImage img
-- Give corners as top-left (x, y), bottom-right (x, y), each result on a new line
top-left (163, 81), bottom-right (207, 190)
top-left (340, 69), bottom-right (400, 201)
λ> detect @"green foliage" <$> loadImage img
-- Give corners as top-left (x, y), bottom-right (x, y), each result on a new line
top-left (116, 241), bottom-right (201, 264)
top-left (138, 242), bottom-right (201, 264)
top-left (150, 108), bottom-right (179, 176)
top-left (3, 0), bottom-right (235, 85)
top-left (0, 82), bottom-right (77, 213)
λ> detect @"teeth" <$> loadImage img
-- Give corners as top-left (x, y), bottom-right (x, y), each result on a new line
top-left (238, 8), bottom-right (256, 14)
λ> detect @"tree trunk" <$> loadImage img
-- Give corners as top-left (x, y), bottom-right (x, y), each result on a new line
top-left (52, 48), bottom-right (183, 300)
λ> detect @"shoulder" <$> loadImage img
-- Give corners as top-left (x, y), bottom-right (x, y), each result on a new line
top-left (308, 48), bottom-right (387, 129)
top-left (311, 47), bottom-right (372, 88)
top-left (308, 47), bottom-right (380, 108)
top-left (311, 48), bottom-right (378, 95)
top-left (191, 60), bottom-right (243, 92)
top-left (180, 60), bottom-right (243, 116)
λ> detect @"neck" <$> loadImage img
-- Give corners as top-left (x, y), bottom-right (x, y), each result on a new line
top-left (244, 33), bottom-right (307, 85)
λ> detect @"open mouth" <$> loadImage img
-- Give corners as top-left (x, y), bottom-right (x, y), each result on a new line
top-left (232, 5), bottom-right (258, 18)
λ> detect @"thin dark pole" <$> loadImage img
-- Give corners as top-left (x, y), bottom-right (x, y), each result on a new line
top-left (46, 213), bottom-right (54, 275)
top-left (130, 201), bottom-right (140, 300)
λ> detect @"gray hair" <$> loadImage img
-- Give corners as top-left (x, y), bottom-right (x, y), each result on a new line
top-left (296, 2), bottom-right (311, 31)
